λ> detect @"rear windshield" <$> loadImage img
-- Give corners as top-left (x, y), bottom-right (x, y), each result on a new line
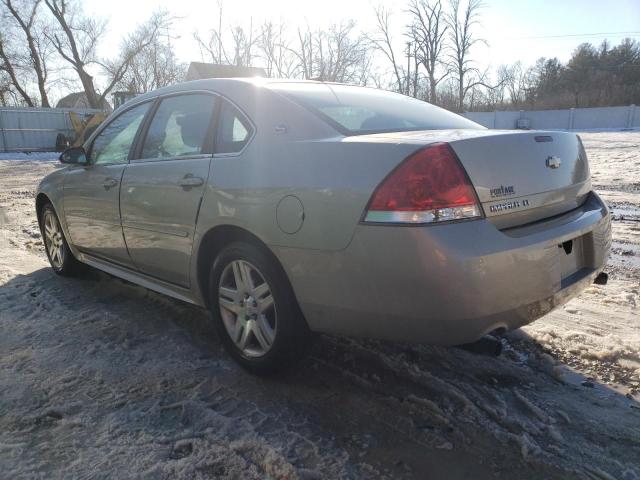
top-left (268, 82), bottom-right (483, 135)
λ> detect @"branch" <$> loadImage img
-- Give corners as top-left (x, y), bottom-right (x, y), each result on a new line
top-left (0, 35), bottom-right (35, 106)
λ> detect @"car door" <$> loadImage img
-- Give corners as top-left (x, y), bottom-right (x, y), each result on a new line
top-left (63, 101), bottom-right (151, 267)
top-left (119, 93), bottom-right (217, 287)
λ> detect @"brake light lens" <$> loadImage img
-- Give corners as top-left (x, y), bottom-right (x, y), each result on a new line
top-left (364, 142), bottom-right (482, 224)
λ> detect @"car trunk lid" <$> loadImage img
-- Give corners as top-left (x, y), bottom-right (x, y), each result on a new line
top-left (351, 129), bottom-right (591, 229)
top-left (447, 130), bottom-right (590, 229)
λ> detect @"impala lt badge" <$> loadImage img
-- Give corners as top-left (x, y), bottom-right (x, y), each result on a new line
top-left (489, 198), bottom-right (530, 213)
top-left (546, 156), bottom-right (561, 169)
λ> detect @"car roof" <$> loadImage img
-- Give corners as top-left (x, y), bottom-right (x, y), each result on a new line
top-left (130, 78), bottom-right (326, 100)
top-left (114, 78), bottom-right (360, 115)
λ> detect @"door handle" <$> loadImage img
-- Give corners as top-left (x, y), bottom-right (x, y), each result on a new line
top-left (103, 177), bottom-right (118, 189)
top-left (178, 175), bottom-right (204, 187)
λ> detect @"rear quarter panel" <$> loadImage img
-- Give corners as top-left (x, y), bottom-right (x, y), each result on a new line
top-left (196, 89), bottom-right (421, 251)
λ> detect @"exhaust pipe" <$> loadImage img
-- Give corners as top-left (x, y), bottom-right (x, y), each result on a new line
top-left (594, 272), bottom-right (608, 285)
top-left (456, 335), bottom-right (503, 357)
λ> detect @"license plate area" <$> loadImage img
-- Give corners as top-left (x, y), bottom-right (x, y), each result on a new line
top-left (559, 235), bottom-right (588, 287)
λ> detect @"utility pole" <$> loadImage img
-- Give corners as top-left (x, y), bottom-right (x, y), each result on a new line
top-left (406, 41), bottom-right (411, 96)
top-left (218, 0), bottom-right (223, 63)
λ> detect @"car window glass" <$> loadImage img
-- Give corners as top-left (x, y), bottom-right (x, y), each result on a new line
top-left (91, 102), bottom-right (149, 165)
top-left (216, 101), bottom-right (252, 154)
top-left (268, 82), bottom-right (483, 134)
top-left (141, 94), bottom-right (215, 159)
top-left (319, 106), bottom-right (414, 131)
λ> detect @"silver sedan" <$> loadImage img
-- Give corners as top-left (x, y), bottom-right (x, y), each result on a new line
top-left (36, 79), bottom-right (611, 373)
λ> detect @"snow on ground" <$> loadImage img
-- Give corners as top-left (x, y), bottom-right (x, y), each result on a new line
top-left (523, 132), bottom-right (640, 388)
top-left (0, 133), bottom-right (638, 479)
top-left (0, 152), bottom-right (59, 162)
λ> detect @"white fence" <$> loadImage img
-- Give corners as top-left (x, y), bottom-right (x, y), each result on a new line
top-left (0, 107), bottom-right (104, 152)
top-left (463, 105), bottom-right (639, 131)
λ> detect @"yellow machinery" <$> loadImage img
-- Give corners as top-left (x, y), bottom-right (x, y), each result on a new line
top-left (67, 111), bottom-right (108, 147)
top-left (56, 92), bottom-right (139, 150)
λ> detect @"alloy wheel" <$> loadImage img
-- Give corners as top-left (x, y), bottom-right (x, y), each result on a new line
top-left (218, 260), bottom-right (277, 357)
top-left (43, 210), bottom-right (65, 269)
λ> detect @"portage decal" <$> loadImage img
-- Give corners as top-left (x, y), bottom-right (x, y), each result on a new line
top-left (489, 185), bottom-right (515, 198)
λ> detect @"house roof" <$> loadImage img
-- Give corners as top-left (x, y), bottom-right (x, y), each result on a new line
top-left (56, 92), bottom-right (111, 111)
top-left (185, 62), bottom-right (267, 81)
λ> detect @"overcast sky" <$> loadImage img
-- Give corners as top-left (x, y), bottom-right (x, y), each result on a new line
top-left (82, 0), bottom-right (640, 72)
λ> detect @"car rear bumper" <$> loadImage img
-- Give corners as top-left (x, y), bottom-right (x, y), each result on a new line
top-left (273, 192), bottom-right (611, 345)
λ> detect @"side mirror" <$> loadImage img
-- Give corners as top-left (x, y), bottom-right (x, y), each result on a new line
top-left (59, 146), bottom-right (88, 165)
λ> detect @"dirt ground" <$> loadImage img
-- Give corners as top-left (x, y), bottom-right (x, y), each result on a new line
top-left (0, 132), bottom-right (638, 479)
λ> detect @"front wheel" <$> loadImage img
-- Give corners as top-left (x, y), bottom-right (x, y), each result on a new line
top-left (209, 241), bottom-right (311, 374)
top-left (40, 204), bottom-right (83, 276)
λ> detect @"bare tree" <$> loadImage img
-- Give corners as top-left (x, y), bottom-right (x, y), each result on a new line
top-left (44, 0), bottom-right (105, 107)
top-left (501, 61), bottom-right (526, 106)
top-left (45, 0), bottom-right (166, 109)
top-left (2, 0), bottom-right (52, 106)
top-left (446, 0), bottom-right (485, 112)
top-left (369, 5), bottom-right (404, 92)
top-left (194, 1), bottom-right (225, 64)
top-left (195, 24), bottom-right (255, 67)
top-left (492, 64), bottom-right (510, 107)
top-left (407, 0), bottom-right (448, 103)
top-left (294, 25), bottom-right (314, 80)
top-left (323, 22), bottom-right (369, 82)
top-left (194, 2), bottom-right (256, 68)
top-left (100, 12), bottom-right (176, 95)
top-left (194, 33), bottom-right (224, 64)
top-left (0, 31), bottom-right (35, 105)
top-left (0, 71), bottom-right (15, 105)
top-left (196, 23), bottom-right (255, 67)
top-left (117, 22), bottom-right (186, 93)
top-left (408, 41), bottom-right (419, 97)
top-left (466, 65), bottom-right (491, 110)
top-left (229, 23), bottom-right (257, 67)
top-left (294, 22), bottom-right (369, 83)
top-left (257, 21), bottom-right (297, 78)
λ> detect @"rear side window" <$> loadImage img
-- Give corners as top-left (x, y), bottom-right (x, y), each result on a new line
top-left (141, 94), bottom-right (215, 159)
top-left (91, 102), bottom-right (150, 164)
top-left (268, 83), bottom-right (483, 135)
top-left (215, 101), bottom-right (253, 154)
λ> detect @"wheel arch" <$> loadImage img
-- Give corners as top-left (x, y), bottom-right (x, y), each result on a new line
top-left (195, 225), bottom-right (296, 310)
top-left (35, 192), bottom-right (52, 223)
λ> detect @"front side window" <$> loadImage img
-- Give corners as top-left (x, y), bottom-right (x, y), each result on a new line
top-left (91, 102), bottom-right (150, 165)
top-left (216, 101), bottom-right (252, 154)
top-left (141, 94), bottom-right (216, 159)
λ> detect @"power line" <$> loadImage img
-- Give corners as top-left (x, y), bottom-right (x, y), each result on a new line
top-left (510, 31), bottom-right (640, 40)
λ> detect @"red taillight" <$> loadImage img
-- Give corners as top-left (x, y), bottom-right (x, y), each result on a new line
top-left (364, 142), bottom-right (482, 224)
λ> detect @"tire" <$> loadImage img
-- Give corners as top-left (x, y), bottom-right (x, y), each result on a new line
top-left (209, 241), bottom-right (311, 374)
top-left (55, 133), bottom-right (69, 152)
top-left (40, 203), bottom-right (83, 276)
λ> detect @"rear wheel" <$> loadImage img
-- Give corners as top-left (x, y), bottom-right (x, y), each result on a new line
top-left (40, 204), bottom-right (83, 276)
top-left (209, 241), bottom-right (311, 374)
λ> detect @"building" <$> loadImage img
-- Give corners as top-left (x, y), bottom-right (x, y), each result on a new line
top-left (56, 92), bottom-right (111, 111)
top-left (185, 62), bottom-right (267, 81)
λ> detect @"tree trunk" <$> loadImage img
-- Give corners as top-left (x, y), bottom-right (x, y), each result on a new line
top-left (36, 77), bottom-right (49, 107)
top-left (0, 41), bottom-right (34, 106)
top-left (4, 0), bottom-right (50, 107)
top-left (79, 69), bottom-right (100, 109)
top-left (429, 73), bottom-right (437, 104)
top-left (458, 70), bottom-right (464, 112)
top-left (413, 56), bottom-right (419, 98)
top-left (26, 35), bottom-right (50, 107)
